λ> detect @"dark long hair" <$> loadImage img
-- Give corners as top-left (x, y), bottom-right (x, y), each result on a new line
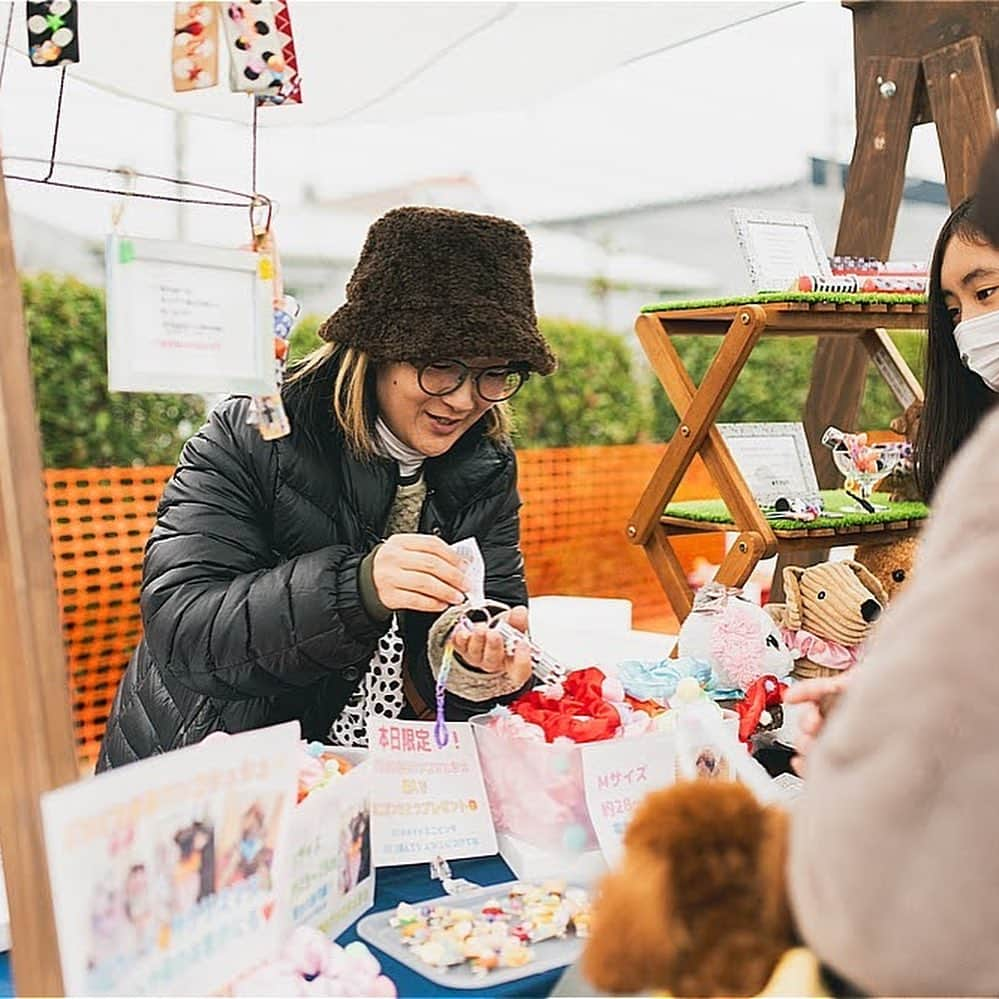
top-left (914, 196), bottom-right (999, 500)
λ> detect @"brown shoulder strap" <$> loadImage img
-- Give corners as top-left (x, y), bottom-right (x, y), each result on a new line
top-left (403, 668), bottom-right (435, 721)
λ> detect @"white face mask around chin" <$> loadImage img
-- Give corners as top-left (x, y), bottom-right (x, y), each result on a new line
top-left (953, 310), bottom-right (999, 391)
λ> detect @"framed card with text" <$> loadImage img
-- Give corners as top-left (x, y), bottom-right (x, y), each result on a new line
top-left (730, 209), bottom-right (831, 292)
top-left (718, 422), bottom-right (821, 507)
top-left (106, 234), bottom-right (276, 395)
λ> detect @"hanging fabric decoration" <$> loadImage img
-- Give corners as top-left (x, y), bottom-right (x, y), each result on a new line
top-left (246, 224), bottom-right (296, 440)
top-left (222, 1), bottom-right (300, 103)
top-left (256, 1), bottom-right (302, 106)
top-left (172, 2), bottom-right (219, 92)
top-left (26, 0), bottom-right (79, 67)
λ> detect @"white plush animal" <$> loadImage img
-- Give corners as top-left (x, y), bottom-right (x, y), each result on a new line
top-left (678, 584), bottom-right (793, 693)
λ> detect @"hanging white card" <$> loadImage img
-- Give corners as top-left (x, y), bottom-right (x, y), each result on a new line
top-left (106, 234), bottom-right (276, 396)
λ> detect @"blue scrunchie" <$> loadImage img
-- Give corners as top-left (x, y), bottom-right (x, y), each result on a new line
top-left (616, 656), bottom-right (717, 704)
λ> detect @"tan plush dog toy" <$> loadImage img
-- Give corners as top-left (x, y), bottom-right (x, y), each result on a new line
top-left (582, 781), bottom-right (803, 998)
top-left (767, 560), bottom-right (888, 679)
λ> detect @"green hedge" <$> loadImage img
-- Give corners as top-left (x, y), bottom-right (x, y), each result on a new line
top-left (23, 273), bottom-right (205, 468)
top-left (287, 314), bottom-right (653, 449)
top-left (510, 318), bottom-right (650, 447)
top-left (651, 332), bottom-right (924, 440)
top-left (22, 276), bottom-right (925, 466)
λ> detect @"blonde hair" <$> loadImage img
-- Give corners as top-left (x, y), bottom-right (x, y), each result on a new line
top-left (286, 342), bottom-right (512, 459)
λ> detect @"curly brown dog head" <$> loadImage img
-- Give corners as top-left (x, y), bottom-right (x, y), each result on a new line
top-left (890, 400), bottom-right (922, 443)
top-left (853, 537), bottom-right (918, 602)
top-left (582, 781), bottom-right (793, 998)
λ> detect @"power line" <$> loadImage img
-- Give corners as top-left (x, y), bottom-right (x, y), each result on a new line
top-left (619, 2), bottom-right (804, 69)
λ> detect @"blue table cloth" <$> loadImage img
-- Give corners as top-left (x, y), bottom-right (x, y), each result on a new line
top-left (0, 856), bottom-right (563, 998)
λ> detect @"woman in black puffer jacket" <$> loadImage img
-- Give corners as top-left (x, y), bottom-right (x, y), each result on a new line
top-left (97, 206), bottom-right (557, 769)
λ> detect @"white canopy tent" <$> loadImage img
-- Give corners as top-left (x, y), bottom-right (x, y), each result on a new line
top-left (3, 2), bottom-right (793, 127)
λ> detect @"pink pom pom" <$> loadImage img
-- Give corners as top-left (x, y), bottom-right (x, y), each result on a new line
top-left (710, 604), bottom-right (765, 690)
top-left (370, 974), bottom-right (398, 997)
top-left (283, 925), bottom-right (333, 979)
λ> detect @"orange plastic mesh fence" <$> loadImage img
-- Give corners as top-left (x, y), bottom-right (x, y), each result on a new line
top-left (44, 466), bottom-right (174, 767)
top-left (46, 448), bottom-right (721, 767)
top-left (517, 445), bottom-right (722, 635)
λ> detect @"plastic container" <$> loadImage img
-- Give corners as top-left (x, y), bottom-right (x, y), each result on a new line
top-left (356, 880), bottom-right (587, 989)
top-left (470, 708), bottom-right (743, 876)
top-left (470, 716), bottom-right (599, 855)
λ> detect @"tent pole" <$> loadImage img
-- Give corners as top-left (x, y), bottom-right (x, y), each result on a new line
top-left (0, 141), bottom-right (78, 997)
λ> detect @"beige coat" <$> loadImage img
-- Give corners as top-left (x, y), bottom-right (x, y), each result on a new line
top-left (790, 406), bottom-right (999, 996)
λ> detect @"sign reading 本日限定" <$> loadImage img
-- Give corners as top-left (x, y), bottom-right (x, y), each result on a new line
top-left (367, 718), bottom-right (497, 867)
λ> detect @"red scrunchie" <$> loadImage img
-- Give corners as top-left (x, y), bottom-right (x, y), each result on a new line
top-left (511, 667), bottom-right (621, 743)
top-left (736, 674), bottom-right (788, 743)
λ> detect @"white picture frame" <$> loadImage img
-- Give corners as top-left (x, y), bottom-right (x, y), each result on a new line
top-left (730, 209), bottom-right (832, 292)
top-left (106, 234), bottom-right (276, 396)
top-left (718, 422), bottom-right (820, 508)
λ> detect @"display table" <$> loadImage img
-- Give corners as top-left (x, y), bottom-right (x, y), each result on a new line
top-left (0, 856), bottom-right (563, 998)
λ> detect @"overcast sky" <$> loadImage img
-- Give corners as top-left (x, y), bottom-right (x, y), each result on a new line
top-left (0, 0), bottom-right (952, 242)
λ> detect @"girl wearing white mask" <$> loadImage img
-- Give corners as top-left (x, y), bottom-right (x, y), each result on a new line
top-left (915, 196), bottom-right (999, 500)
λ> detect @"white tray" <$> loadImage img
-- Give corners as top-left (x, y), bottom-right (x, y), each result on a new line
top-left (356, 880), bottom-right (586, 990)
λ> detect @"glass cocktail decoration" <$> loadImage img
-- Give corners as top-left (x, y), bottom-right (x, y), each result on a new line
top-left (821, 427), bottom-right (902, 513)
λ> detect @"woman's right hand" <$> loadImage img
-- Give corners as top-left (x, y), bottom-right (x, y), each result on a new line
top-left (371, 534), bottom-right (468, 612)
top-left (784, 674), bottom-right (852, 776)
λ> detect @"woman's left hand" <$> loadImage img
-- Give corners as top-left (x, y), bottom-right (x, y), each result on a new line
top-left (451, 605), bottom-right (533, 687)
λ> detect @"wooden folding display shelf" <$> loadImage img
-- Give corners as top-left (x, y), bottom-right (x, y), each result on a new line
top-left (626, 293), bottom-right (929, 623)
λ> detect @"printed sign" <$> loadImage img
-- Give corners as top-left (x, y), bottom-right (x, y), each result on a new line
top-left (276, 753), bottom-right (375, 941)
top-left (106, 234), bottom-right (275, 396)
top-left (41, 723), bottom-right (299, 996)
top-left (368, 719), bottom-right (497, 867)
top-left (730, 209), bottom-right (831, 292)
top-left (580, 732), bottom-right (677, 867)
top-left (718, 421), bottom-right (821, 508)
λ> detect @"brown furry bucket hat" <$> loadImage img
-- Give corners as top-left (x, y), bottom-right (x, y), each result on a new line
top-left (317, 206), bottom-right (557, 375)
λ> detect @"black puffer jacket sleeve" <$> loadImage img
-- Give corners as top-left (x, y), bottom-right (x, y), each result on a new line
top-left (140, 398), bottom-right (389, 700)
top-left (480, 466), bottom-right (528, 610)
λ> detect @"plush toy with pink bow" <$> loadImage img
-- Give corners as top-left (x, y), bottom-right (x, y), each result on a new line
top-left (677, 583), bottom-right (794, 696)
top-left (765, 560), bottom-right (888, 680)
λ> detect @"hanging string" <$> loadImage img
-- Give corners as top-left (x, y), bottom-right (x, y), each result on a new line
top-left (251, 97), bottom-right (259, 195)
top-left (0, 2), bottom-right (14, 94)
top-left (2, 155), bottom-right (269, 209)
top-left (1, 62), bottom-right (270, 211)
top-left (41, 65), bottom-right (67, 182)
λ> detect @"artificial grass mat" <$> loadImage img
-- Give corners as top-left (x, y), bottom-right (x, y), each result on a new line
top-left (642, 291), bottom-right (927, 313)
top-left (664, 490), bottom-right (929, 530)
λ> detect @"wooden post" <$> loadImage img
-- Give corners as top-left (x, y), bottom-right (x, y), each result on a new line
top-left (0, 152), bottom-right (78, 994)
top-left (805, 1), bottom-right (999, 488)
top-left (923, 36), bottom-right (999, 205)
top-left (805, 54), bottom-right (921, 487)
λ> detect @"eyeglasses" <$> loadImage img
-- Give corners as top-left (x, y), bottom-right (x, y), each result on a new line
top-left (415, 360), bottom-right (529, 402)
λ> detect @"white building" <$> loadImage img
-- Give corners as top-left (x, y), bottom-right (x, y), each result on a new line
top-left (533, 157), bottom-right (951, 299)
top-left (10, 174), bottom-right (713, 338)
